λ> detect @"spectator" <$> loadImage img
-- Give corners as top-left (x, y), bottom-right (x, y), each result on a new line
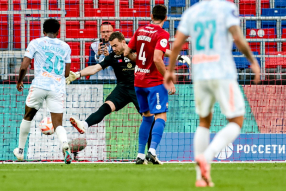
top-left (88, 22), bottom-right (116, 79)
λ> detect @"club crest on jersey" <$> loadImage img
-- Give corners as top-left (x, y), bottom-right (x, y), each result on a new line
top-left (160, 39), bottom-right (168, 48)
top-left (127, 63), bottom-right (132, 68)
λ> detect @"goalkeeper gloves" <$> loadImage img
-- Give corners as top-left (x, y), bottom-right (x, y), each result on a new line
top-left (66, 71), bottom-right (81, 85)
top-left (177, 55), bottom-right (191, 66)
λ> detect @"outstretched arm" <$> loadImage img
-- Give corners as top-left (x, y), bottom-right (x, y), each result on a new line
top-left (17, 57), bottom-right (31, 92)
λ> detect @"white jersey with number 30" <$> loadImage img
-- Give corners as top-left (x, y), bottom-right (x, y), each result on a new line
top-left (24, 37), bottom-right (71, 94)
top-left (178, 0), bottom-right (240, 82)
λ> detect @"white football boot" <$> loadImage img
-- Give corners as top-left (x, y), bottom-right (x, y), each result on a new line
top-left (13, 148), bottom-right (24, 161)
top-left (70, 117), bottom-right (86, 134)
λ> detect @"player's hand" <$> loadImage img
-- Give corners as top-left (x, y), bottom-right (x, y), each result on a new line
top-left (16, 81), bottom-right (24, 92)
top-left (103, 45), bottom-right (109, 56)
top-left (66, 71), bottom-right (80, 85)
top-left (177, 55), bottom-right (191, 66)
top-left (164, 71), bottom-right (176, 95)
top-left (250, 59), bottom-right (261, 84)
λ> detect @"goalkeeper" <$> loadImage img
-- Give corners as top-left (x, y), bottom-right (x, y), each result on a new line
top-left (66, 32), bottom-right (190, 136)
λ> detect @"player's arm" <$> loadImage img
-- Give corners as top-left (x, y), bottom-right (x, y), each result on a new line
top-left (66, 64), bottom-right (103, 85)
top-left (229, 25), bottom-right (260, 84)
top-left (65, 63), bottom-right (71, 78)
top-left (17, 57), bottom-right (31, 92)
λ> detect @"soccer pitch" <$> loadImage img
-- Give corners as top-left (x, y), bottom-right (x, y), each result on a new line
top-left (0, 163), bottom-right (285, 191)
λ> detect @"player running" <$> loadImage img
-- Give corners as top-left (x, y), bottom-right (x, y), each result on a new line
top-left (124, 4), bottom-right (175, 165)
top-left (164, 0), bottom-right (261, 187)
top-left (13, 19), bottom-right (72, 164)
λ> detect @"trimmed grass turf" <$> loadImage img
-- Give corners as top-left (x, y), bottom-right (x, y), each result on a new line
top-left (0, 163), bottom-right (285, 191)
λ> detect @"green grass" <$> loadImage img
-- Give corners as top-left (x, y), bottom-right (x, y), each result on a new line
top-left (0, 163), bottom-right (285, 191)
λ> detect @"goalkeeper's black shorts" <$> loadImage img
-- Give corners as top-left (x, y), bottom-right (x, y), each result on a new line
top-left (105, 85), bottom-right (140, 113)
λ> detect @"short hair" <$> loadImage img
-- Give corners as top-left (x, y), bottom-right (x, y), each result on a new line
top-left (101, 22), bottom-right (113, 27)
top-left (43, 19), bottom-right (60, 34)
top-left (109, 32), bottom-right (125, 42)
top-left (152, 4), bottom-right (167, 21)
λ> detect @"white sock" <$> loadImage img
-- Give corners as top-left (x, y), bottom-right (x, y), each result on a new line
top-left (84, 121), bottom-right (88, 129)
top-left (148, 148), bottom-right (156, 156)
top-left (204, 122), bottom-right (241, 163)
top-left (55, 126), bottom-right (68, 144)
top-left (19, 119), bottom-right (32, 149)
top-left (194, 126), bottom-right (210, 180)
top-left (137, 153), bottom-right (145, 160)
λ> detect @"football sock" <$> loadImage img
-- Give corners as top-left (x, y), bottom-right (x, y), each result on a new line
top-left (85, 103), bottom-right (112, 127)
top-left (138, 115), bottom-right (154, 154)
top-left (204, 122), bottom-right (241, 163)
top-left (55, 126), bottom-right (68, 144)
top-left (149, 118), bottom-right (165, 152)
top-left (18, 119), bottom-right (32, 150)
top-left (194, 126), bottom-right (210, 180)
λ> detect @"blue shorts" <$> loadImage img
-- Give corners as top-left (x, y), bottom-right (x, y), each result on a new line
top-left (135, 84), bottom-right (168, 114)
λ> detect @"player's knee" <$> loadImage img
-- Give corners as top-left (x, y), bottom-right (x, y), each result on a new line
top-left (105, 101), bottom-right (116, 112)
top-left (143, 111), bottom-right (153, 117)
top-left (23, 113), bottom-right (34, 121)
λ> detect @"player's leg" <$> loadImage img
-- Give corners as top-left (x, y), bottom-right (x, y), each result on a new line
top-left (193, 81), bottom-right (215, 186)
top-left (202, 80), bottom-right (245, 162)
top-left (47, 91), bottom-right (71, 164)
top-left (130, 88), bottom-right (154, 151)
top-left (70, 86), bottom-right (125, 133)
top-left (146, 84), bottom-right (169, 165)
top-left (14, 87), bottom-right (43, 161)
top-left (134, 87), bottom-right (154, 164)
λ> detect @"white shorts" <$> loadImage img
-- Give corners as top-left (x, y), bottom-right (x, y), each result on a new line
top-left (26, 87), bottom-right (65, 113)
top-left (194, 79), bottom-right (245, 119)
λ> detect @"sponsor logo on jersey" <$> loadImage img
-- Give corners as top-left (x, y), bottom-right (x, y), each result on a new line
top-left (42, 71), bottom-right (61, 82)
top-left (137, 35), bottom-right (152, 42)
top-left (127, 63), bottom-right (132, 68)
top-left (160, 39), bottom-right (168, 48)
top-left (114, 55), bottom-right (121, 58)
top-left (134, 65), bottom-right (150, 73)
top-left (139, 29), bottom-right (157, 34)
top-left (192, 54), bottom-right (220, 64)
top-left (124, 57), bottom-right (130, 62)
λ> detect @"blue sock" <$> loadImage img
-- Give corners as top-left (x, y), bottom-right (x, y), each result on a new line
top-left (150, 118), bottom-right (165, 150)
top-left (138, 116), bottom-right (154, 154)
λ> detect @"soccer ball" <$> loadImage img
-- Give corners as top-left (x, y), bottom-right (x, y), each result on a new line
top-left (39, 117), bottom-right (54, 135)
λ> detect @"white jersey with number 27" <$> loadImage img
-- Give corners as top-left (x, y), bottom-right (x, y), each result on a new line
top-left (178, 0), bottom-right (240, 82)
top-left (24, 36), bottom-right (71, 94)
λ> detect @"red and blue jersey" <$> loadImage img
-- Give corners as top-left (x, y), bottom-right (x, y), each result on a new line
top-left (128, 24), bottom-right (170, 88)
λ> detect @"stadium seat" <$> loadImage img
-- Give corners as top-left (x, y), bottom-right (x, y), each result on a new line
top-left (13, 0), bottom-right (21, 10)
top-left (85, 42), bottom-right (93, 56)
top-left (190, 0), bottom-right (199, 5)
top-left (71, 58), bottom-right (81, 72)
top-left (261, 8), bottom-right (286, 16)
top-left (66, 29), bottom-right (97, 38)
top-left (134, 0), bottom-right (150, 5)
top-left (84, 21), bottom-right (98, 29)
top-left (67, 42), bottom-right (80, 56)
top-left (120, 6), bottom-right (150, 17)
top-left (246, 28), bottom-right (276, 39)
top-left (0, 21), bottom-right (8, 49)
top-left (275, 0), bottom-right (286, 8)
top-left (29, 21), bottom-right (41, 41)
top-left (0, 0), bottom-right (8, 10)
top-left (49, 0), bottom-right (58, 9)
top-left (239, 0), bottom-right (269, 16)
top-left (85, 0), bottom-right (94, 8)
top-left (119, 21), bottom-right (134, 38)
top-left (65, 0), bottom-right (80, 17)
top-left (246, 20), bottom-right (257, 29)
top-left (27, 0), bottom-right (41, 10)
top-left (265, 51), bottom-right (286, 68)
top-left (85, 8), bottom-right (115, 17)
top-left (66, 21), bottom-right (80, 30)
top-left (49, 7), bottom-right (62, 17)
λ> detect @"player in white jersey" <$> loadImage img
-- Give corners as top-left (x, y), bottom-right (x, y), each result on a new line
top-left (164, 0), bottom-right (260, 187)
top-left (13, 19), bottom-right (72, 164)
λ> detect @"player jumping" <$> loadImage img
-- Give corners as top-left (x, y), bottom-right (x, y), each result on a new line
top-left (13, 19), bottom-right (72, 164)
top-left (164, 0), bottom-right (261, 187)
top-left (124, 4), bottom-right (176, 165)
